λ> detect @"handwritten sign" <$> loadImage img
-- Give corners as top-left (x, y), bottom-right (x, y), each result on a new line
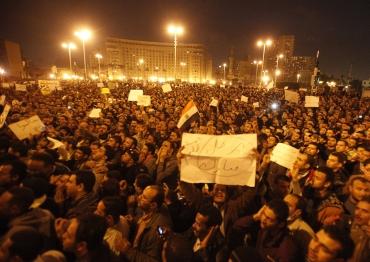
top-left (362, 89), bottom-right (370, 98)
top-left (8, 115), bottom-right (45, 140)
top-left (270, 143), bottom-right (299, 169)
top-left (209, 99), bottom-right (219, 107)
top-left (88, 108), bottom-right (102, 118)
top-left (162, 84), bottom-right (172, 93)
top-left (137, 95), bottom-right (151, 106)
top-left (15, 84), bottom-right (27, 92)
top-left (1, 83), bottom-right (10, 88)
top-left (0, 95), bottom-right (5, 105)
top-left (253, 102), bottom-right (260, 108)
top-left (285, 90), bottom-right (299, 103)
top-left (0, 104), bottom-right (11, 128)
top-left (180, 134), bottom-right (257, 186)
top-left (241, 95), bottom-right (248, 103)
top-left (128, 90), bottom-right (143, 101)
top-left (47, 137), bottom-right (64, 149)
top-left (97, 82), bottom-right (104, 88)
top-left (305, 96), bottom-right (319, 107)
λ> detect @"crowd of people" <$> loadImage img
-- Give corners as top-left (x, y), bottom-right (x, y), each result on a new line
top-left (0, 80), bottom-right (369, 262)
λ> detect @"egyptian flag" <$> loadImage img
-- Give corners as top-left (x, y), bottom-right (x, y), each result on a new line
top-left (177, 100), bottom-right (199, 129)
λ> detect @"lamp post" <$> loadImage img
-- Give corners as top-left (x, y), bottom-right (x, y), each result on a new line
top-left (297, 73), bottom-right (301, 83)
top-left (274, 54), bottom-right (283, 87)
top-left (95, 53), bottom-right (103, 79)
top-left (257, 39), bottom-right (272, 85)
top-left (167, 24), bottom-right (184, 80)
top-left (138, 58), bottom-right (144, 79)
top-left (222, 63), bottom-right (227, 82)
top-left (253, 60), bottom-right (262, 86)
top-left (61, 42), bottom-right (76, 72)
top-left (74, 29), bottom-right (92, 79)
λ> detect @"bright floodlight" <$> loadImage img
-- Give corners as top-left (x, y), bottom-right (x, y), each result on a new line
top-left (257, 40), bottom-right (263, 47)
top-left (278, 54), bottom-right (284, 58)
top-left (271, 103), bottom-right (278, 110)
top-left (223, 63), bottom-right (227, 67)
top-left (74, 29), bottom-right (92, 41)
top-left (138, 58), bottom-right (144, 64)
top-left (95, 53), bottom-right (103, 59)
top-left (167, 24), bottom-right (184, 35)
top-left (0, 67), bottom-right (5, 75)
top-left (266, 39), bottom-right (272, 46)
top-left (62, 42), bottom-right (76, 49)
top-left (275, 69), bottom-right (281, 76)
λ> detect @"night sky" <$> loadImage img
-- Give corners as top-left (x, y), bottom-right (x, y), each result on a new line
top-left (1, 0), bottom-right (369, 79)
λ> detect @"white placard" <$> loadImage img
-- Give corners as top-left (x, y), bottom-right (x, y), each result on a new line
top-left (88, 108), bottom-right (102, 118)
top-left (128, 90), bottom-right (143, 101)
top-left (97, 83), bottom-right (104, 88)
top-left (0, 104), bottom-right (11, 128)
top-left (305, 96), bottom-right (319, 107)
top-left (209, 99), bottom-right (219, 107)
top-left (270, 143), bottom-right (300, 170)
top-left (47, 137), bottom-right (65, 149)
top-left (8, 115), bottom-right (45, 140)
top-left (0, 95), bottom-right (5, 105)
top-left (299, 88), bottom-right (307, 92)
top-left (15, 84), bottom-right (27, 92)
top-left (285, 90), bottom-right (299, 103)
top-left (137, 95), bottom-right (151, 106)
top-left (180, 133), bottom-right (257, 186)
top-left (1, 83), bottom-right (10, 88)
top-left (253, 102), bottom-right (260, 108)
top-left (241, 95), bottom-right (248, 103)
top-left (162, 84), bottom-right (172, 93)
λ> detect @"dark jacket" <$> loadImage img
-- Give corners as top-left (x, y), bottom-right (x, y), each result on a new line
top-left (64, 192), bottom-right (98, 219)
top-left (232, 215), bottom-right (299, 262)
top-left (124, 210), bottom-right (172, 262)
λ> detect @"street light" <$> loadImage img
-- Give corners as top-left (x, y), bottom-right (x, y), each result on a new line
top-left (274, 54), bottom-right (283, 87)
top-left (61, 42), bottom-right (76, 72)
top-left (253, 60), bottom-right (262, 86)
top-left (167, 24), bottom-right (184, 80)
top-left (256, 39), bottom-right (272, 84)
top-left (74, 29), bottom-right (92, 79)
top-left (95, 53), bottom-right (103, 79)
top-left (0, 67), bottom-right (5, 81)
top-left (297, 73), bottom-right (301, 83)
top-left (221, 63), bottom-right (227, 82)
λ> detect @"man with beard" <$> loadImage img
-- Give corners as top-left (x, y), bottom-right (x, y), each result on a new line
top-left (351, 196), bottom-right (370, 245)
top-left (344, 175), bottom-right (370, 216)
top-left (232, 199), bottom-right (298, 262)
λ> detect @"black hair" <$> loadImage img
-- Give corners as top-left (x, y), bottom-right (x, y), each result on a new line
top-left (145, 143), bottom-right (156, 155)
top-left (101, 196), bottom-right (123, 224)
top-left (316, 166), bottom-right (335, 185)
top-left (266, 199), bottom-right (289, 223)
top-left (330, 152), bottom-right (347, 164)
top-left (198, 204), bottom-right (222, 227)
top-left (8, 186), bottom-right (35, 214)
top-left (75, 170), bottom-right (96, 193)
top-left (321, 225), bottom-right (354, 260)
top-left (21, 176), bottom-right (50, 198)
top-left (9, 227), bottom-right (44, 261)
top-left (274, 174), bottom-right (292, 185)
top-left (30, 152), bottom-right (54, 166)
top-left (147, 185), bottom-right (164, 208)
top-left (135, 173), bottom-right (154, 191)
top-left (75, 213), bottom-right (108, 251)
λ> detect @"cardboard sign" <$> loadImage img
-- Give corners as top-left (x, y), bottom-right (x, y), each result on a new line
top-left (15, 84), bottom-right (27, 92)
top-left (0, 104), bottom-right (11, 128)
top-left (209, 99), bottom-right (219, 107)
top-left (270, 143), bottom-right (300, 169)
top-left (362, 89), bottom-right (370, 98)
top-left (241, 95), bottom-right (248, 103)
top-left (162, 84), bottom-right (172, 93)
top-left (8, 115), bottom-right (45, 140)
top-left (97, 83), bottom-right (104, 88)
top-left (253, 102), bottom-right (260, 108)
top-left (101, 88), bottom-right (110, 94)
top-left (88, 108), bottom-right (102, 118)
top-left (38, 80), bottom-right (60, 95)
top-left (137, 95), bottom-right (151, 106)
top-left (1, 83), bottom-right (10, 88)
top-left (128, 90), bottom-right (143, 101)
top-left (180, 133), bottom-right (257, 186)
top-left (285, 90), bottom-right (299, 103)
top-left (305, 96), bottom-right (319, 107)
top-left (47, 137), bottom-right (65, 149)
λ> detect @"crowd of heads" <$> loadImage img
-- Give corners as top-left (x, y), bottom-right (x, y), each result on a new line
top-left (0, 80), bottom-right (368, 262)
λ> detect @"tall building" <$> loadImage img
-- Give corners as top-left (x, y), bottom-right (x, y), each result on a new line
top-left (102, 37), bottom-right (212, 82)
top-left (0, 39), bottom-right (23, 79)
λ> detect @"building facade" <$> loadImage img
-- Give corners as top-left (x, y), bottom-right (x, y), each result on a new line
top-left (101, 37), bottom-right (212, 82)
top-left (0, 39), bottom-right (23, 79)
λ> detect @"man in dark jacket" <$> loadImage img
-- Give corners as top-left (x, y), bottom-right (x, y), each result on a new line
top-left (232, 199), bottom-right (299, 262)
